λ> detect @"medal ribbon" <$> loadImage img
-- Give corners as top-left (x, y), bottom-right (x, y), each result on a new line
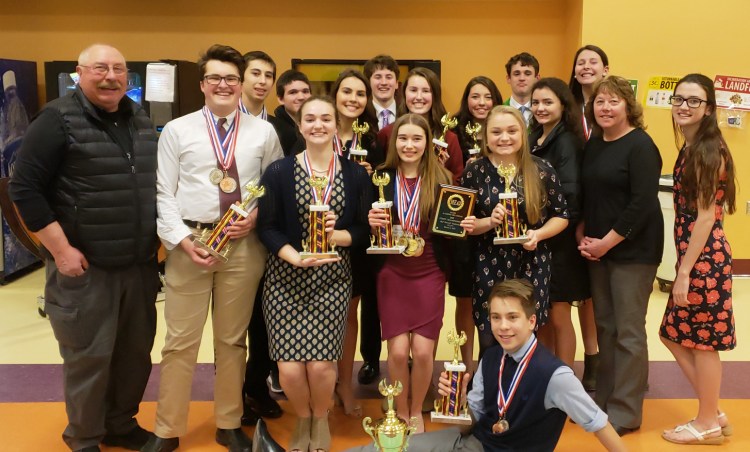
top-left (395, 171), bottom-right (422, 235)
top-left (302, 151), bottom-right (337, 205)
top-left (202, 106), bottom-right (240, 172)
top-left (238, 100), bottom-right (268, 121)
top-left (582, 104), bottom-right (592, 141)
top-left (333, 133), bottom-right (359, 159)
top-left (496, 337), bottom-right (538, 420)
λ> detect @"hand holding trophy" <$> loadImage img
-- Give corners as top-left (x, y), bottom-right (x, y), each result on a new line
top-left (363, 379), bottom-right (418, 451)
top-left (431, 329), bottom-right (472, 425)
top-left (493, 162), bottom-right (528, 245)
top-left (193, 179), bottom-right (265, 262)
top-left (300, 175), bottom-right (340, 259)
top-left (432, 113), bottom-right (457, 162)
top-left (349, 118), bottom-right (370, 162)
top-left (367, 171), bottom-right (406, 255)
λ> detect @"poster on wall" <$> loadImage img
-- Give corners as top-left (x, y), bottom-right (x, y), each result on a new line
top-left (628, 79), bottom-right (638, 97)
top-left (645, 75), bottom-right (679, 108)
top-left (713, 75), bottom-right (750, 111)
top-left (0, 58), bottom-right (41, 279)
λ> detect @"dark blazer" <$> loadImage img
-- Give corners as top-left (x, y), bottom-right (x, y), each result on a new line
top-left (257, 154), bottom-right (372, 256)
top-left (271, 106), bottom-right (305, 156)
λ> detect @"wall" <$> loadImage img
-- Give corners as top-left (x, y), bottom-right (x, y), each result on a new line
top-left (0, 0), bottom-right (570, 111)
top-left (581, 0), bottom-right (750, 261)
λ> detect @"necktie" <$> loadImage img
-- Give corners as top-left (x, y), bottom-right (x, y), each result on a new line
top-left (519, 106), bottom-right (531, 125)
top-left (380, 109), bottom-right (391, 128)
top-left (501, 353), bottom-right (518, 395)
top-left (217, 118), bottom-right (242, 213)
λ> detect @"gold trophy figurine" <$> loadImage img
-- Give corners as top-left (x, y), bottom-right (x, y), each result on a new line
top-left (363, 380), bottom-right (419, 452)
top-left (493, 162), bottom-right (528, 245)
top-left (466, 122), bottom-right (482, 156)
top-left (349, 118), bottom-right (370, 162)
top-left (431, 329), bottom-right (472, 425)
top-left (193, 180), bottom-right (265, 263)
top-left (367, 172), bottom-right (406, 255)
top-left (432, 113), bottom-right (458, 156)
top-left (300, 176), bottom-right (339, 259)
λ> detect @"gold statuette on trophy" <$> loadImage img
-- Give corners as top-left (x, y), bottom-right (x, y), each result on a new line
top-left (493, 162), bottom-right (528, 245)
top-left (466, 121), bottom-right (482, 156)
top-left (367, 171), bottom-right (407, 255)
top-left (349, 118), bottom-right (370, 162)
top-left (363, 380), bottom-right (418, 452)
top-left (431, 329), bottom-right (472, 425)
top-left (432, 113), bottom-right (458, 154)
top-left (300, 175), bottom-right (340, 259)
top-left (193, 179), bottom-right (265, 263)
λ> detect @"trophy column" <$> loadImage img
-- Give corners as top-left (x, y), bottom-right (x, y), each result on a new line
top-left (431, 329), bottom-right (472, 425)
top-left (300, 176), bottom-right (339, 259)
top-left (367, 171), bottom-right (406, 255)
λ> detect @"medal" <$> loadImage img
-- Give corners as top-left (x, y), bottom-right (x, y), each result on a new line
top-left (494, 337), bottom-right (538, 435)
top-left (414, 236), bottom-right (425, 257)
top-left (209, 168), bottom-right (224, 185)
top-left (302, 151), bottom-right (337, 205)
top-left (219, 176), bottom-right (237, 194)
top-left (406, 237), bottom-right (419, 256)
top-left (492, 418), bottom-right (510, 434)
top-left (395, 171), bottom-right (422, 257)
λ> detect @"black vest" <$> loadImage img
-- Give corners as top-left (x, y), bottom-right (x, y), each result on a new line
top-left (45, 88), bottom-right (159, 267)
top-left (474, 343), bottom-right (567, 452)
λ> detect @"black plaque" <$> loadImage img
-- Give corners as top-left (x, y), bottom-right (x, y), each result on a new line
top-left (431, 184), bottom-right (477, 238)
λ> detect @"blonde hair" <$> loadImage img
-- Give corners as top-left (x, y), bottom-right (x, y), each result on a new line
top-left (483, 106), bottom-right (546, 224)
top-left (381, 113), bottom-right (451, 221)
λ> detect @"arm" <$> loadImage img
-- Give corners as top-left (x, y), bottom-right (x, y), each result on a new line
top-left (524, 162), bottom-right (570, 250)
top-left (594, 424), bottom-right (628, 452)
top-left (35, 221), bottom-right (89, 276)
top-left (155, 122), bottom-right (193, 250)
top-left (340, 164), bottom-right (373, 249)
top-left (445, 132), bottom-right (465, 184)
top-left (553, 132), bottom-right (583, 220)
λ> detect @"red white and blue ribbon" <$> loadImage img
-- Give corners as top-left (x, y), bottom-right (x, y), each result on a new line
top-left (302, 150), bottom-right (337, 205)
top-left (333, 133), bottom-right (359, 159)
top-left (202, 106), bottom-right (239, 172)
top-left (496, 336), bottom-right (538, 420)
top-left (238, 100), bottom-right (268, 121)
top-left (395, 171), bottom-right (422, 235)
top-left (582, 104), bottom-right (592, 141)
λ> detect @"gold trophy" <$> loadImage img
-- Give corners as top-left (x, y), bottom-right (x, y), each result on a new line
top-left (367, 172), bottom-right (406, 255)
top-left (193, 180), bottom-right (265, 263)
top-left (300, 176), bottom-right (339, 259)
top-left (432, 113), bottom-right (458, 156)
top-left (349, 118), bottom-right (370, 162)
top-left (465, 122), bottom-right (482, 156)
top-left (493, 163), bottom-right (528, 245)
top-left (363, 380), bottom-right (418, 452)
top-left (431, 329), bottom-right (472, 425)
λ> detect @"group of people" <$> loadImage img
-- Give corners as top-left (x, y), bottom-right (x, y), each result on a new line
top-left (7, 40), bottom-right (737, 452)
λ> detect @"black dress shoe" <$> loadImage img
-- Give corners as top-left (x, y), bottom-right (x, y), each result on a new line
top-left (245, 393), bottom-right (283, 419)
top-left (216, 428), bottom-right (252, 452)
top-left (252, 419), bottom-right (284, 452)
top-left (612, 424), bottom-right (640, 437)
top-left (103, 425), bottom-right (154, 450)
top-left (241, 402), bottom-right (260, 426)
top-left (140, 435), bottom-right (179, 452)
top-left (357, 361), bottom-right (380, 385)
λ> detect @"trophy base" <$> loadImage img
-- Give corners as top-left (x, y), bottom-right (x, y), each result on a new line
top-left (366, 245), bottom-right (406, 255)
top-left (300, 251), bottom-right (340, 260)
top-left (493, 236), bottom-right (529, 245)
top-left (430, 412), bottom-right (473, 425)
top-left (193, 239), bottom-right (229, 263)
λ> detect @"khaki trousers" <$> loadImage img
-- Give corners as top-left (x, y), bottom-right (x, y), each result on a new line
top-left (154, 231), bottom-right (266, 437)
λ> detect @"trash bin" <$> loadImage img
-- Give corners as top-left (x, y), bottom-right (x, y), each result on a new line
top-left (656, 174), bottom-right (676, 292)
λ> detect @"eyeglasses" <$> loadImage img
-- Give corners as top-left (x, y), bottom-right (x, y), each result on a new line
top-left (80, 64), bottom-right (128, 75)
top-left (669, 96), bottom-right (708, 108)
top-left (203, 75), bottom-right (241, 86)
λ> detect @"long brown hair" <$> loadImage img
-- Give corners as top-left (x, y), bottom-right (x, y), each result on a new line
top-left (483, 106), bottom-right (546, 224)
top-left (381, 113), bottom-right (451, 221)
top-left (398, 67), bottom-right (447, 135)
top-left (330, 69), bottom-right (378, 143)
top-left (672, 74), bottom-right (737, 213)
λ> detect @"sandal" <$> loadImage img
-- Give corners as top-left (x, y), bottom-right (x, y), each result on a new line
top-left (310, 416), bottom-right (331, 452)
top-left (661, 422), bottom-right (724, 445)
top-left (289, 417), bottom-right (311, 452)
top-left (663, 412), bottom-right (733, 437)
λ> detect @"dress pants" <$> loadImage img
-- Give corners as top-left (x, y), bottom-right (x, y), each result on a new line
top-left (154, 231), bottom-right (266, 437)
top-left (243, 275), bottom-right (278, 399)
top-left (44, 259), bottom-right (159, 451)
top-left (345, 428), bottom-right (483, 452)
top-left (588, 260), bottom-right (657, 429)
top-left (358, 269), bottom-right (382, 365)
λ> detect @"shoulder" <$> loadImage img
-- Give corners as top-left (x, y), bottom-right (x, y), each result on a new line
top-left (164, 109), bottom-right (202, 131)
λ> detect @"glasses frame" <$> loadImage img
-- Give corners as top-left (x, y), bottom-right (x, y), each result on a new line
top-left (80, 64), bottom-right (128, 76)
top-left (669, 95), bottom-right (708, 108)
top-left (203, 74), bottom-right (242, 86)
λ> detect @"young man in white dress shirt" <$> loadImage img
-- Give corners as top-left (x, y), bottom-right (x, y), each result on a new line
top-left (503, 52), bottom-right (540, 126)
top-left (364, 54), bottom-right (399, 131)
top-left (142, 44), bottom-right (283, 452)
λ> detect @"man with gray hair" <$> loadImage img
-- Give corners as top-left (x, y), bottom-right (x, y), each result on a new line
top-left (9, 44), bottom-right (159, 452)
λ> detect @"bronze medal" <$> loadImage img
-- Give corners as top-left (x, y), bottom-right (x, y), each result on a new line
top-left (209, 168), bottom-right (224, 185)
top-left (219, 176), bottom-right (237, 194)
top-left (413, 236), bottom-right (424, 257)
top-left (406, 237), bottom-right (419, 256)
top-left (492, 418), bottom-right (509, 434)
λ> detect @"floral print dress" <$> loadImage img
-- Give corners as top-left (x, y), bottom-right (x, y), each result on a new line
top-left (660, 146), bottom-right (736, 351)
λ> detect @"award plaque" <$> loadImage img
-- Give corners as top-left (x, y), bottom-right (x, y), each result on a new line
top-left (431, 329), bottom-right (472, 425)
top-left (465, 122), bottom-right (482, 156)
top-left (193, 180), bottom-right (265, 263)
top-left (493, 162), bottom-right (528, 245)
top-left (431, 184), bottom-right (477, 238)
top-left (432, 113), bottom-right (458, 153)
top-left (300, 175), bottom-right (340, 259)
top-left (349, 118), bottom-right (369, 162)
top-left (363, 379), bottom-right (418, 452)
top-left (367, 172), bottom-right (406, 255)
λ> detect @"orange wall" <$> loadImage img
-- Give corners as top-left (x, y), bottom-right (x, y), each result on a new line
top-left (0, 0), bottom-right (571, 111)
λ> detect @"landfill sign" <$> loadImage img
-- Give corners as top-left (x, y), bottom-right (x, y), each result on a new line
top-left (714, 75), bottom-right (750, 111)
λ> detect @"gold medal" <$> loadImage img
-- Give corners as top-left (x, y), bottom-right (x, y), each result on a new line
top-left (492, 418), bottom-right (509, 434)
top-left (413, 236), bottom-right (424, 257)
top-left (209, 168), bottom-right (224, 185)
top-left (406, 237), bottom-right (419, 256)
top-left (219, 176), bottom-right (237, 194)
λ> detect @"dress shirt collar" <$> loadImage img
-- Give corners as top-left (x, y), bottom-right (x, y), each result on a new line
top-left (373, 100), bottom-right (397, 117)
top-left (208, 108), bottom-right (238, 127)
top-left (505, 334), bottom-right (536, 362)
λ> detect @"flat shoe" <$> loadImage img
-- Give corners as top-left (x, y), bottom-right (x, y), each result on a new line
top-left (663, 412), bottom-right (733, 437)
top-left (661, 422), bottom-right (724, 445)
